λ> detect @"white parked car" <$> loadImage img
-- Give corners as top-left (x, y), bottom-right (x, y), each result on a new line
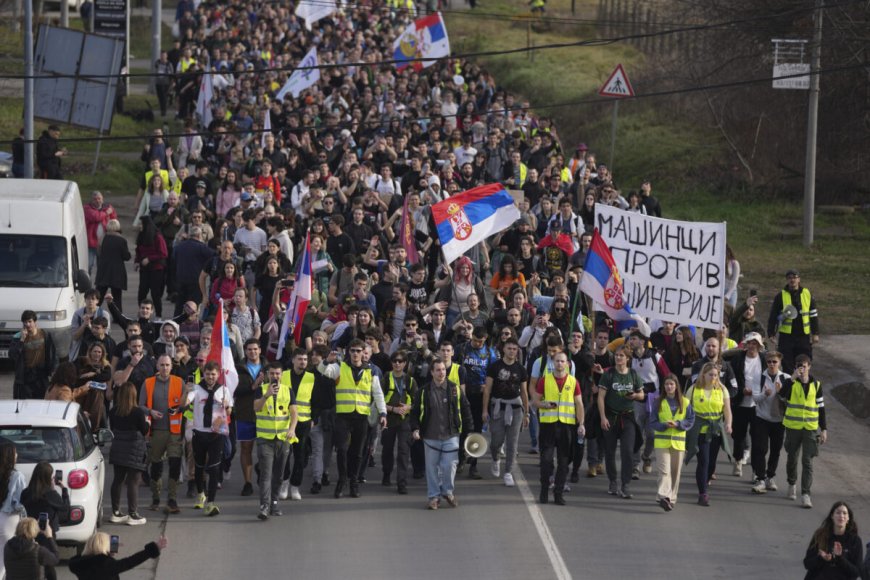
top-left (0, 400), bottom-right (111, 552)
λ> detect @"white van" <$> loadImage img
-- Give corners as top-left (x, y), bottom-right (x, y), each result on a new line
top-left (0, 180), bottom-right (91, 360)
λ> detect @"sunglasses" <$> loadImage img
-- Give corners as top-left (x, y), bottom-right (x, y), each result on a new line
top-left (349, 348), bottom-right (363, 353)
top-left (392, 359), bottom-right (406, 364)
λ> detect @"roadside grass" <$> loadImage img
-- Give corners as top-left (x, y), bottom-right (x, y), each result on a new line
top-left (446, 0), bottom-right (870, 333)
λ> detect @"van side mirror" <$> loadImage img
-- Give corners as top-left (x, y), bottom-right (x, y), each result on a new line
top-left (75, 269), bottom-right (91, 292)
top-left (95, 428), bottom-right (114, 446)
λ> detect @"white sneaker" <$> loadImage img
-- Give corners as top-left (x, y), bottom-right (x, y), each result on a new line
top-left (126, 512), bottom-right (147, 526)
top-left (766, 478), bottom-right (778, 491)
top-left (741, 449), bottom-right (751, 464)
top-left (801, 494), bottom-right (813, 509)
top-left (278, 480), bottom-right (290, 500)
top-left (503, 473), bottom-right (515, 487)
top-left (787, 484), bottom-right (797, 500)
top-left (490, 460), bottom-right (501, 478)
top-left (751, 479), bottom-right (767, 494)
top-left (732, 463), bottom-right (743, 477)
top-left (108, 511), bottom-right (128, 524)
top-left (499, 445), bottom-right (506, 459)
top-left (289, 485), bottom-right (302, 501)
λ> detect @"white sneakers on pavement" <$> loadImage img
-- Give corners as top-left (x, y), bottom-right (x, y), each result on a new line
top-left (490, 460), bottom-right (501, 479)
top-left (787, 484), bottom-right (797, 500)
top-left (801, 494), bottom-right (813, 509)
top-left (278, 480), bottom-right (290, 500)
top-left (290, 485), bottom-right (302, 501)
top-left (503, 473), bottom-right (515, 487)
top-left (751, 479), bottom-right (767, 494)
top-left (765, 478), bottom-right (778, 491)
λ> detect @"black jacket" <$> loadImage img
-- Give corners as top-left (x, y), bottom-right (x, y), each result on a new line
top-left (9, 330), bottom-right (57, 399)
top-left (95, 233), bottom-right (131, 290)
top-left (722, 350), bottom-right (767, 406)
top-left (68, 541), bottom-right (161, 580)
top-left (410, 380), bottom-right (473, 437)
top-left (803, 531), bottom-right (863, 580)
top-left (108, 406), bottom-right (149, 471)
top-left (3, 535), bottom-right (59, 580)
top-left (21, 487), bottom-right (69, 534)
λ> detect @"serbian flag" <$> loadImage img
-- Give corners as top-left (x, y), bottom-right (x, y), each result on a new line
top-left (431, 183), bottom-right (520, 265)
top-left (580, 230), bottom-right (651, 337)
top-left (392, 12), bottom-right (450, 72)
top-left (278, 232), bottom-right (312, 354)
top-left (400, 192), bottom-right (420, 265)
top-left (206, 300), bottom-right (239, 398)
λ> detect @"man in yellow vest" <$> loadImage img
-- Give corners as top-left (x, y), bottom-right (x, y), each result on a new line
top-left (532, 351), bottom-right (585, 505)
top-left (767, 269), bottom-right (819, 373)
top-left (140, 355), bottom-right (185, 514)
top-left (181, 352), bottom-right (206, 498)
top-left (254, 362), bottom-right (298, 520)
top-left (319, 339), bottom-right (387, 499)
top-left (381, 351), bottom-right (418, 495)
top-left (278, 348), bottom-right (325, 501)
top-left (779, 354), bottom-right (827, 509)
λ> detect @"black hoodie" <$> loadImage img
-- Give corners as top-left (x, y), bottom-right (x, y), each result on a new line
top-left (68, 541), bottom-right (160, 580)
top-left (3, 534), bottom-right (59, 580)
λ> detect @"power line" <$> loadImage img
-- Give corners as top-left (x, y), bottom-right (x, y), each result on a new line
top-left (2, 0), bottom-right (859, 81)
top-left (12, 62), bottom-right (863, 146)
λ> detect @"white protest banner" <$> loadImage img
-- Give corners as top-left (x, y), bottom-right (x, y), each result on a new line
top-left (295, 0), bottom-right (337, 31)
top-left (275, 47), bottom-right (320, 101)
top-left (595, 204), bottom-right (726, 328)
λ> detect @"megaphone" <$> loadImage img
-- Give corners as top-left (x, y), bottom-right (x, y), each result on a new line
top-left (464, 433), bottom-right (489, 459)
top-left (779, 304), bottom-right (798, 322)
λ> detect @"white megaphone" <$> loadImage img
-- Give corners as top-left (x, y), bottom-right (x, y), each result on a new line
top-left (779, 304), bottom-right (798, 322)
top-left (464, 433), bottom-right (489, 459)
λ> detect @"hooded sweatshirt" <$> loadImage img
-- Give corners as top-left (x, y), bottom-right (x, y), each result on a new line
top-left (3, 534), bottom-right (59, 580)
top-left (153, 320), bottom-right (180, 359)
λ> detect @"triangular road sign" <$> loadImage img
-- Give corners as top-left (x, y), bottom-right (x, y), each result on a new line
top-left (599, 64), bottom-right (634, 98)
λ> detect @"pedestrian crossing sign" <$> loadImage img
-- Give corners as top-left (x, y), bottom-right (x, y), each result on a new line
top-left (599, 64), bottom-right (634, 98)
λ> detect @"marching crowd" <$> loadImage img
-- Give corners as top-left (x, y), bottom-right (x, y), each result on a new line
top-left (3, 0), bottom-right (867, 578)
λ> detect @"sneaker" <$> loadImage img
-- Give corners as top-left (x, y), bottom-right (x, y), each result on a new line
top-left (765, 478), bottom-right (778, 491)
top-left (349, 484), bottom-right (360, 498)
top-left (503, 473), bottom-right (515, 487)
top-left (126, 512), bottom-right (147, 526)
top-left (801, 494), bottom-right (813, 509)
top-left (586, 466), bottom-right (598, 478)
top-left (529, 446), bottom-right (539, 455)
top-left (148, 499), bottom-right (160, 511)
top-left (109, 510), bottom-right (128, 524)
top-left (570, 471), bottom-right (579, 483)
top-left (698, 493), bottom-right (710, 507)
top-left (397, 483), bottom-right (408, 495)
top-left (658, 498), bottom-right (672, 512)
top-left (310, 481), bottom-right (322, 495)
top-left (442, 494), bottom-right (458, 508)
top-left (562, 482), bottom-right (571, 493)
top-left (166, 499), bottom-right (181, 514)
top-left (193, 492), bottom-right (206, 509)
top-left (469, 466), bottom-right (482, 480)
top-left (642, 459), bottom-right (652, 474)
top-left (553, 492), bottom-right (566, 506)
top-left (741, 449), bottom-right (751, 464)
top-left (490, 460), bottom-right (501, 478)
top-left (204, 502), bottom-right (220, 517)
top-left (241, 482), bottom-right (254, 497)
top-left (733, 463), bottom-right (743, 477)
top-left (608, 480), bottom-right (619, 495)
top-left (257, 504), bottom-right (269, 521)
top-left (619, 486), bottom-right (633, 500)
top-left (787, 484), bottom-right (797, 500)
top-left (278, 480), bottom-right (290, 500)
top-left (751, 479), bottom-right (767, 494)
top-left (427, 497), bottom-right (440, 510)
top-left (596, 463), bottom-right (605, 475)
top-left (290, 485), bottom-right (302, 501)
top-left (270, 502), bottom-right (283, 516)
top-left (382, 475), bottom-right (391, 487)
top-left (631, 467), bottom-right (640, 480)
top-left (321, 474), bottom-right (331, 486)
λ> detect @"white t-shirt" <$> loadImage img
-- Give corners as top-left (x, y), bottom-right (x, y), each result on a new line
top-left (742, 355), bottom-right (762, 408)
top-left (188, 384), bottom-right (231, 434)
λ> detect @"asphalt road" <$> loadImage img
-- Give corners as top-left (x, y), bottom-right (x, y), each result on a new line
top-left (0, 201), bottom-right (867, 579)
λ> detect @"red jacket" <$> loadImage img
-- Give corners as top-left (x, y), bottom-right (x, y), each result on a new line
top-left (83, 203), bottom-right (118, 249)
top-left (135, 233), bottom-right (168, 270)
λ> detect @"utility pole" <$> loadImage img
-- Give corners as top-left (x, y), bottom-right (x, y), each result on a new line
top-left (24, 0), bottom-right (35, 178)
top-left (803, 0), bottom-right (823, 248)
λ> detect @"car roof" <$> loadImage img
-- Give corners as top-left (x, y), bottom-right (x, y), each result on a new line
top-left (0, 400), bottom-right (80, 428)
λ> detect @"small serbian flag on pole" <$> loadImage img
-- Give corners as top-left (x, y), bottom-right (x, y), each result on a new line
top-left (431, 183), bottom-right (520, 265)
top-left (400, 192), bottom-right (420, 265)
top-left (278, 232), bottom-right (312, 355)
top-left (392, 12), bottom-right (450, 72)
top-left (206, 300), bottom-right (239, 398)
top-left (580, 230), bottom-right (651, 337)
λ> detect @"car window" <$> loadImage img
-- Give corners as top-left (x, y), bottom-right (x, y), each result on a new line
top-left (0, 427), bottom-right (74, 463)
top-left (77, 414), bottom-right (94, 458)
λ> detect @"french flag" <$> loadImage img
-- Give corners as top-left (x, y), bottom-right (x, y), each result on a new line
top-left (580, 230), bottom-right (651, 337)
top-left (206, 300), bottom-right (239, 398)
top-left (278, 232), bottom-right (312, 355)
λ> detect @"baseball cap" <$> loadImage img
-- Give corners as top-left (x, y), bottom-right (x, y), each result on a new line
top-left (742, 332), bottom-right (764, 347)
top-left (785, 269), bottom-right (800, 277)
top-left (196, 180), bottom-right (207, 189)
top-left (576, 143), bottom-right (588, 151)
top-left (241, 192), bottom-right (253, 201)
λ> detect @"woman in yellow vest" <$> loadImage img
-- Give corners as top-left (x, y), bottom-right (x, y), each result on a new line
top-left (650, 375), bottom-right (694, 511)
top-left (685, 362), bottom-right (732, 507)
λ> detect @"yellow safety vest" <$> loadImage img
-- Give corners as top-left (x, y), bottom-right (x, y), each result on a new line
top-left (419, 382), bottom-right (463, 432)
top-left (653, 399), bottom-right (687, 451)
top-left (779, 289), bottom-right (812, 335)
top-left (782, 380), bottom-right (819, 431)
top-left (447, 364), bottom-right (461, 389)
top-left (280, 370), bottom-right (315, 423)
top-left (539, 374), bottom-right (577, 425)
top-left (179, 56), bottom-right (195, 73)
top-left (183, 368), bottom-right (201, 421)
top-left (692, 386), bottom-right (724, 434)
top-left (518, 163), bottom-right (528, 187)
top-left (256, 382), bottom-right (297, 442)
top-left (145, 168), bottom-right (170, 188)
top-left (384, 373), bottom-right (412, 421)
top-left (336, 363), bottom-right (373, 415)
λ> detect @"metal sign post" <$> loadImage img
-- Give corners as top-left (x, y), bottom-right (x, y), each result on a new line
top-left (598, 64), bottom-right (634, 174)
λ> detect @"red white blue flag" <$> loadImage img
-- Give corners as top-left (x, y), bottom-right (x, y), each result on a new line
top-left (392, 12), bottom-right (450, 72)
top-left (206, 300), bottom-right (239, 397)
top-left (278, 232), bottom-right (312, 354)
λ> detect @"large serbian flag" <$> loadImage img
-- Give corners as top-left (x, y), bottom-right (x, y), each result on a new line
top-left (206, 300), bottom-right (239, 397)
top-left (392, 12), bottom-right (450, 72)
top-left (431, 183), bottom-right (520, 265)
top-left (278, 232), bottom-right (312, 355)
top-left (580, 230), bottom-right (651, 337)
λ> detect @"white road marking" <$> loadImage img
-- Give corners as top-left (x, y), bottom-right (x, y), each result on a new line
top-left (513, 466), bottom-right (573, 580)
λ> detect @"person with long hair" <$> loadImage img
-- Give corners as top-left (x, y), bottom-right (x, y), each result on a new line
top-left (44, 362), bottom-right (82, 403)
top-left (3, 517), bottom-right (58, 580)
top-left (685, 362), bottom-right (733, 507)
top-left (75, 342), bottom-right (112, 431)
top-left (0, 442), bottom-right (27, 579)
top-left (489, 255), bottom-right (526, 300)
top-left (433, 256), bottom-right (488, 329)
top-left (68, 532), bottom-right (166, 579)
top-left (135, 216), bottom-right (169, 317)
top-left (215, 168), bottom-right (242, 218)
top-left (134, 173), bottom-right (170, 228)
top-left (107, 382), bottom-right (149, 526)
top-left (803, 502), bottom-right (863, 580)
top-left (649, 375), bottom-right (694, 511)
top-left (19, 462), bottom-right (66, 580)
top-left (209, 261), bottom-right (245, 311)
top-left (724, 245), bottom-right (740, 309)
top-left (667, 325), bottom-right (701, 388)
top-left (597, 345), bottom-right (644, 499)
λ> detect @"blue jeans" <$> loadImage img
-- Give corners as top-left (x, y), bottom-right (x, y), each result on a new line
top-left (423, 437), bottom-right (460, 499)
